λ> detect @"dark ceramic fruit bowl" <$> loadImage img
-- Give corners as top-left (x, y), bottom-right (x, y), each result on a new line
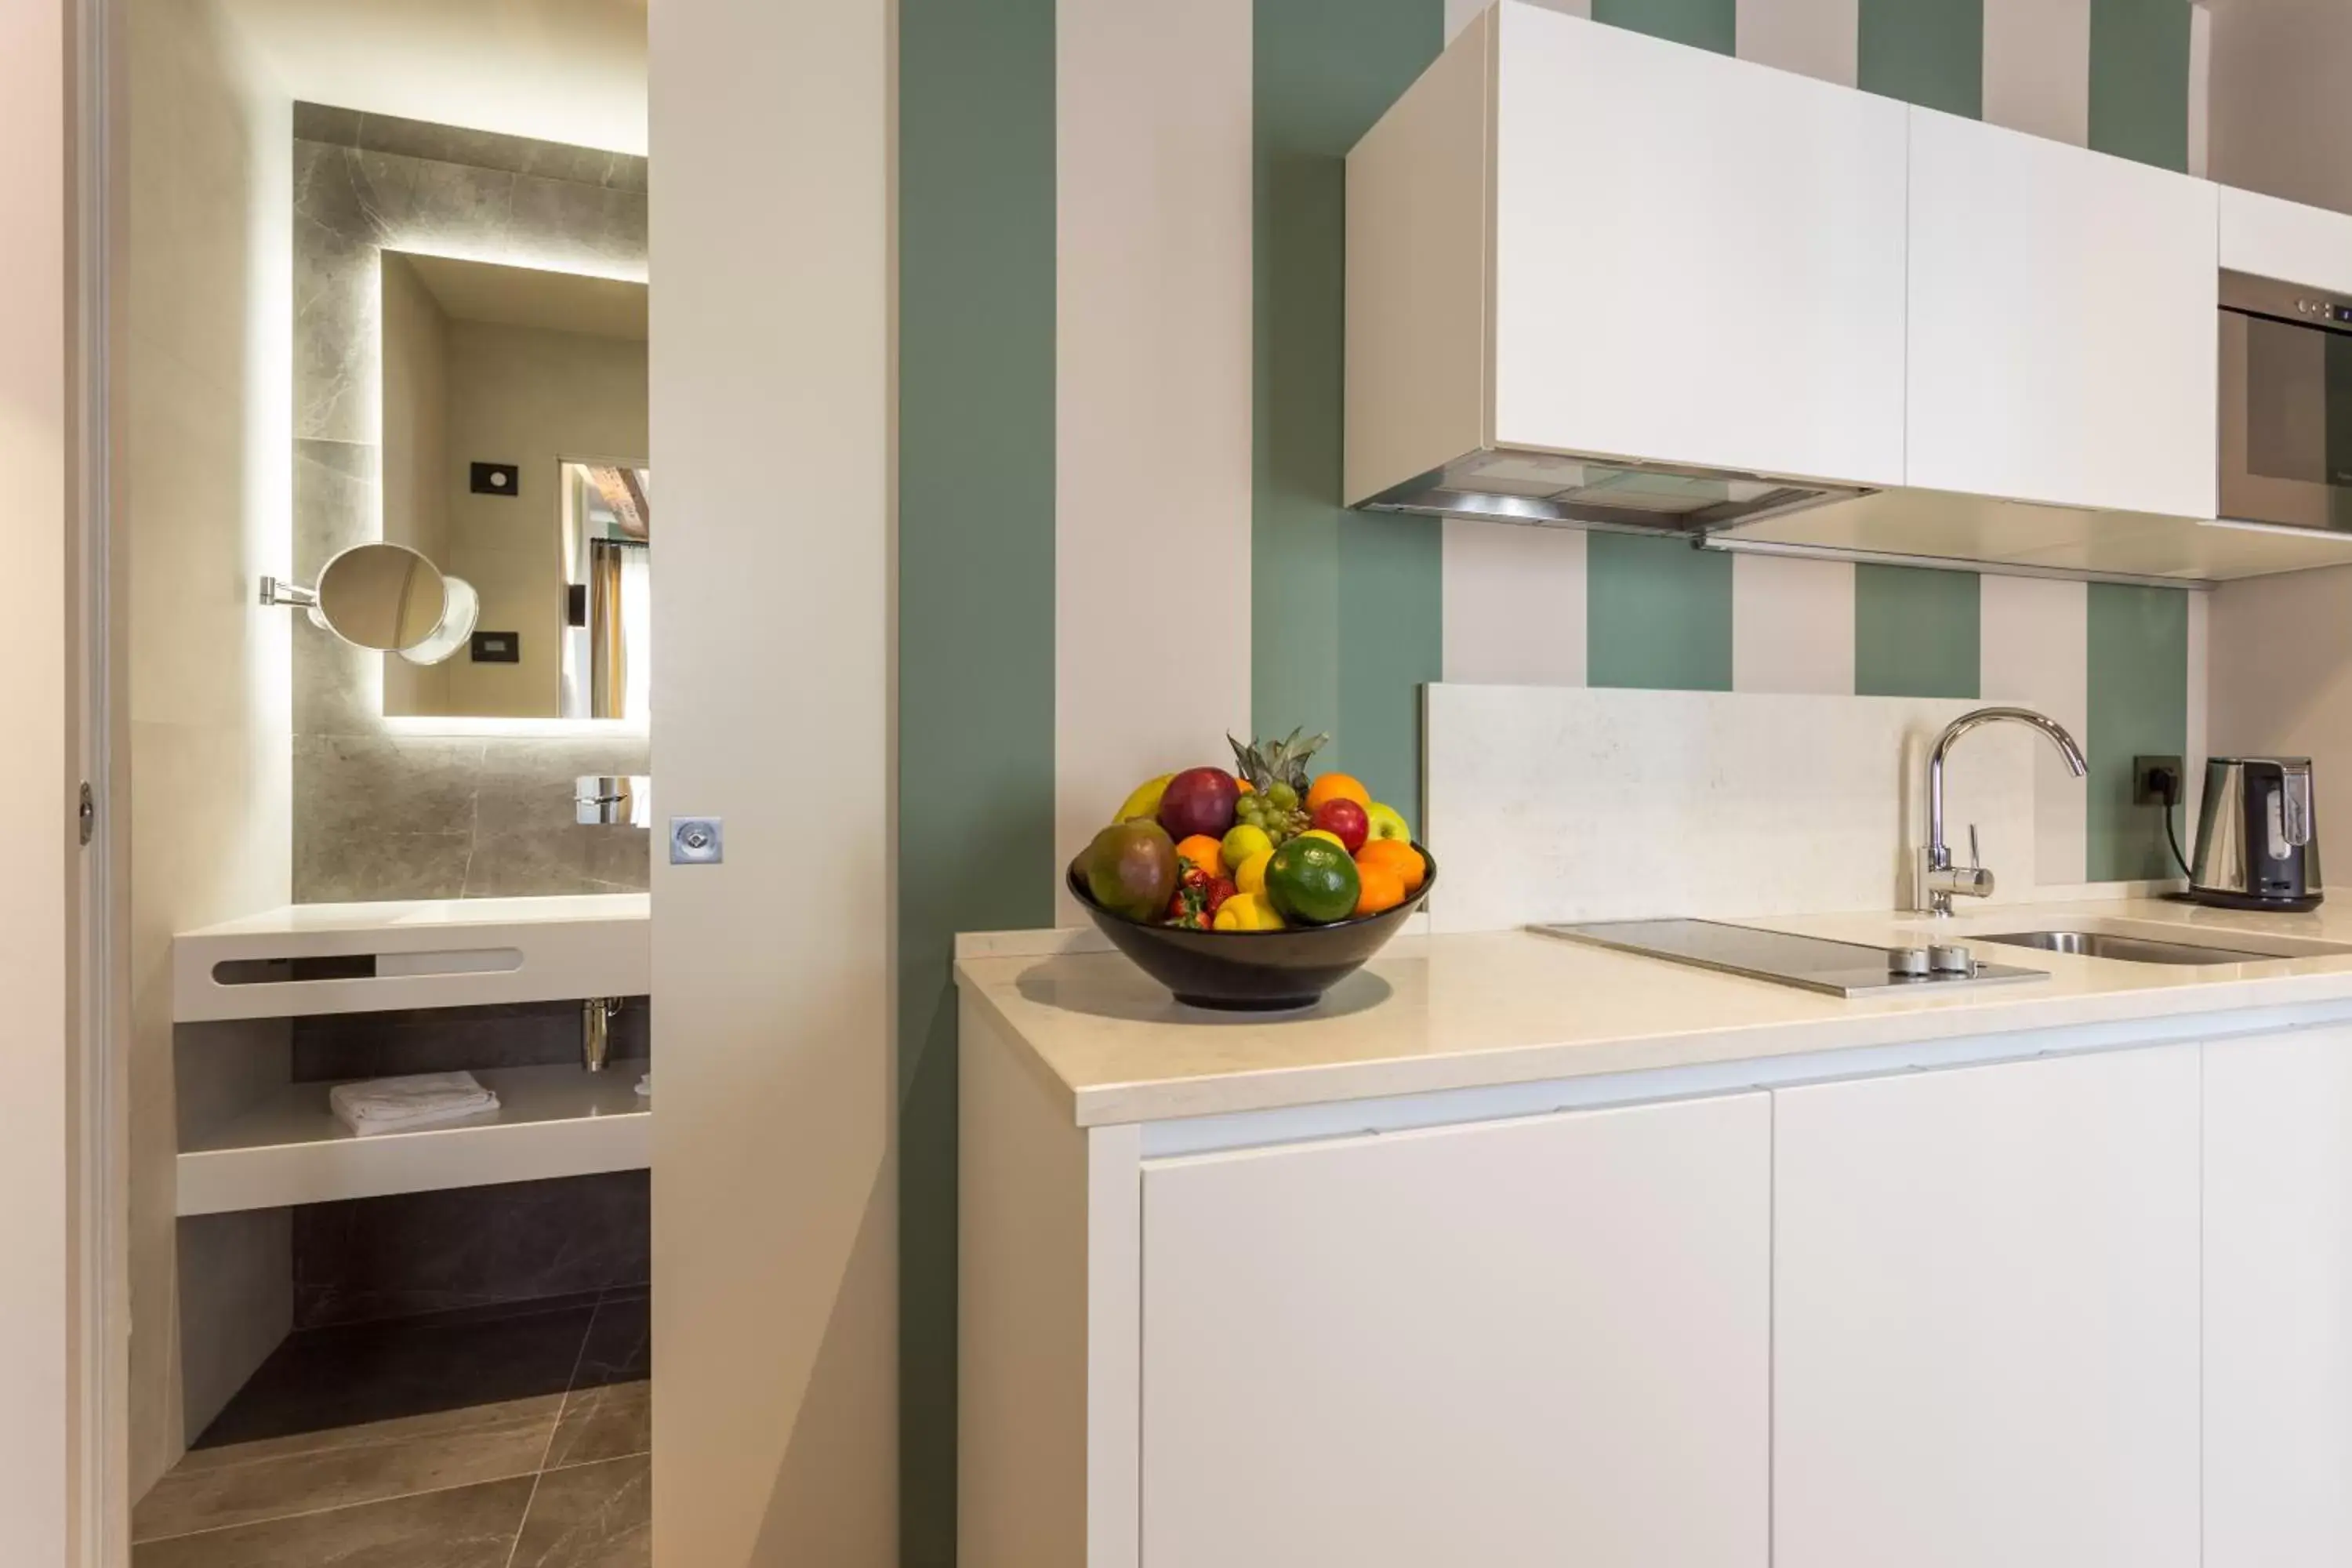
top-left (1065, 846), bottom-right (1437, 1012)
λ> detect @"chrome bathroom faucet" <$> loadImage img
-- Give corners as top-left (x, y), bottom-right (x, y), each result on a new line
top-left (1916, 706), bottom-right (2089, 916)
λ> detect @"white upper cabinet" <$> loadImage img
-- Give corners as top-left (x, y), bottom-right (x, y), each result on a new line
top-left (1484, 7), bottom-right (1908, 489)
top-left (1904, 107), bottom-right (2219, 518)
top-left (1345, 2), bottom-right (1907, 506)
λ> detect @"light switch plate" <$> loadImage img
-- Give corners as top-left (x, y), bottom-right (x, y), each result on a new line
top-left (670, 816), bottom-right (723, 865)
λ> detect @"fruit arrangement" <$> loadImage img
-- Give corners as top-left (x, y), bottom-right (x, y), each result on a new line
top-left (1076, 730), bottom-right (1430, 934)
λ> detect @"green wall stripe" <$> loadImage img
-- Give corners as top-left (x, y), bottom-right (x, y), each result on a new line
top-left (2089, 0), bottom-right (2192, 172)
top-left (1586, 534), bottom-right (1734, 691)
top-left (2086, 583), bottom-right (2189, 881)
top-left (1853, 565), bottom-right (1981, 699)
top-left (1858, 0), bottom-right (1984, 118)
top-left (898, 0), bottom-right (1056, 1559)
top-left (1253, 0), bottom-right (1443, 817)
top-left (1592, 0), bottom-right (1735, 54)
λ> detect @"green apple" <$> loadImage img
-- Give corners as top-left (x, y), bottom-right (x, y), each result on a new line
top-left (1364, 800), bottom-right (1412, 844)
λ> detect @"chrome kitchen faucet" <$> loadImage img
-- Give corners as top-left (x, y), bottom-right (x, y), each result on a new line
top-left (1916, 707), bottom-right (2088, 916)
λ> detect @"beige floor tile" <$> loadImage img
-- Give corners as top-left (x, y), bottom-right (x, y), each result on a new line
top-left (511, 1455), bottom-right (650, 1568)
top-left (130, 1475), bottom-right (533, 1567)
top-left (133, 1396), bottom-right (561, 1542)
top-left (543, 1381), bottom-right (650, 1470)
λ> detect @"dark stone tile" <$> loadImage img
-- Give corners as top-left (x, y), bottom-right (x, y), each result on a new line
top-left (506, 176), bottom-right (648, 278)
top-left (543, 1381), bottom-right (648, 1470)
top-left (293, 827), bottom-right (473, 905)
top-left (511, 1455), bottom-right (649, 1568)
top-left (194, 1307), bottom-right (593, 1448)
top-left (297, 103), bottom-right (651, 193)
top-left (292, 1172), bottom-right (650, 1330)
top-left (292, 999), bottom-right (651, 1083)
top-left (571, 1294), bottom-right (648, 1390)
top-left (132, 1473), bottom-right (532, 1567)
top-left (292, 101), bottom-right (361, 147)
top-left (461, 823), bottom-right (650, 898)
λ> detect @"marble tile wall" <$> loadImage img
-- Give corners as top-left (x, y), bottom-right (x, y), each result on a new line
top-left (292, 1171), bottom-right (651, 1329)
top-left (292, 107), bottom-right (652, 902)
top-left (289, 998), bottom-right (651, 1082)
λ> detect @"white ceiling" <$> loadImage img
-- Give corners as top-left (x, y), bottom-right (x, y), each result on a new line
top-left (397, 252), bottom-right (650, 339)
top-left (221, 0), bottom-right (648, 156)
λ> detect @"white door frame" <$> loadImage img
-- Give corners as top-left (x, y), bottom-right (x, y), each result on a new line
top-left (1, 0), bottom-right (125, 1561)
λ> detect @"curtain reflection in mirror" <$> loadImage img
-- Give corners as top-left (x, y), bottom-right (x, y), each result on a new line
top-left (563, 461), bottom-right (652, 720)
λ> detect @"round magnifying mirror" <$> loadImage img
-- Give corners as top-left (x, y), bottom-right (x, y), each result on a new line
top-left (310, 543), bottom-right (480, 662)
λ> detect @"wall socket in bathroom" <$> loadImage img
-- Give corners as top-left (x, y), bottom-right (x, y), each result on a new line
top-left (670, 817), bottom-right (723, 865)
top-left (2133, 755), bottom-right (2185, 807)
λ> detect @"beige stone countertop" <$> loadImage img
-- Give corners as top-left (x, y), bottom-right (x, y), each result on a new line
top-left (953, 897), bottom-right (2352, 1127)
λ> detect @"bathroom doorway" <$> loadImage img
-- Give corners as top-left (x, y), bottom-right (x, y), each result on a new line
top-left (108, 1), bottom-right (654, 1561)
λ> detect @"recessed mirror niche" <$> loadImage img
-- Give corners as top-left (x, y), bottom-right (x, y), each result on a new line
top-left (378, 252), bottom-right (650, 721)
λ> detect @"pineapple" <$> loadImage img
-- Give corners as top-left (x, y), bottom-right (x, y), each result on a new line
top-left (1228, 728), bottom-right (1328, 843)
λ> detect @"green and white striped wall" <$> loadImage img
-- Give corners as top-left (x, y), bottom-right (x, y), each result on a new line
top-left (898, 0), bottom-right (2204, 1556)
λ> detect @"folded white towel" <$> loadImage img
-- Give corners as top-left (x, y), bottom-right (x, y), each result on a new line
top-left (330, 1072), bottom-right (499, 1136)
top-left (634, 1073), bottom-right (652, 1098)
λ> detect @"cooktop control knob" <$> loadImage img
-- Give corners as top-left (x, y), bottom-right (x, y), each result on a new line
top-left (1929, 943), bottom-right (1976, 977)
top-left (1889, 946), bottom-right (1933, 978)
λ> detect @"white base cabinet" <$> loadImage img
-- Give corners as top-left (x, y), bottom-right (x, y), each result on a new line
top-left (960, 998), bottom-right (2352, 1568)
top-left (1772, 1048), bottom-right (2202, 1568)
top-left (2205, 1024), bottom-right (2352, 1565)
top-left (1140, 1094), bottom-right (1770, 1568)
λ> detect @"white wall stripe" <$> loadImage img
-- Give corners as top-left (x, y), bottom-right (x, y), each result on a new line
top-left (1980, 574), bottom-right (2090, 886)
top-left (1736, 0), bottom-right (1859, 87)
top-left (1983, 0), bottom-right (2091, 147)
top-left (1054, 0), bottom-right (1254, 922)
top-left (1449, 0), bottom-right (1586, 42)
top-left (1731, 554), bottom-right (1856, 694)
top-left (1441, 519), bottom-right (1588, 687)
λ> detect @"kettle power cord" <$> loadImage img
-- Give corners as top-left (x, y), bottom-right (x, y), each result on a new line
top-left (2147, 762), bottom-right (2194, 877)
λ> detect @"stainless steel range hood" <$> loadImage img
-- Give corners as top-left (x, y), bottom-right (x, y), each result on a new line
top-left (1355, 447), bottom-right (1869, 537)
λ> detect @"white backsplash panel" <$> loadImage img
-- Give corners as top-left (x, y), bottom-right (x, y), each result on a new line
top-left (1424, 684), bottom-right (2044, 932)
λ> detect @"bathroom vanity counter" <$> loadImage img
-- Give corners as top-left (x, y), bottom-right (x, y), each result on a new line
top-left (956, 896), bottom-right (2352, 1568)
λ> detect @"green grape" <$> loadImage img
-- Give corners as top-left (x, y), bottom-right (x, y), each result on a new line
top-left (1267, 782), bottom-right (1298, 812)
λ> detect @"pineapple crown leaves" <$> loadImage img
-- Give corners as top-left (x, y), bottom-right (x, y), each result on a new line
top-left (1226, 728), bottom-right (1331, 791)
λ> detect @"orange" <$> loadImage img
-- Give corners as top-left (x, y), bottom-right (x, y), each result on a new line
top-left (1353, 864), bottom-right (1407, 917)
top-left (1233, 775), bottom-right (1254, 794)
top-left (1172, 834), bottom-right (1225, 878)
top-left (1306, 772), bottom-right (1371, 814)
top-left (1356, 838), bottom-right (1425, 893)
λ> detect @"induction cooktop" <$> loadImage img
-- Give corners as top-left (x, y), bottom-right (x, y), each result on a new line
top-left (1532, 918), bottom-right (2048, 998)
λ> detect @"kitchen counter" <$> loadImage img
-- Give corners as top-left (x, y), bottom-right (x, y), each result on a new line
top-left (953, 896), bottom-right (2352, 1126)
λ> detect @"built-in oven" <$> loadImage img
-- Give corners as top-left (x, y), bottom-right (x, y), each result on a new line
top-left (2220, 269), bottom-right (2352, 534)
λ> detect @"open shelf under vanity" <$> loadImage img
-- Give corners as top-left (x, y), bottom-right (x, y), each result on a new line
top-left (178, 1062), bottom-right (650, 1215)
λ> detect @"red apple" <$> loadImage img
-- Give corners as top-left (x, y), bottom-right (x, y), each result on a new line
top-left (1312, 797), bottom-right (1369, 854)
top-left (1158, 767), bottom-right (1240, 840)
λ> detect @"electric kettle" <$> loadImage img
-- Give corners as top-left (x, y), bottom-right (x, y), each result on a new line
top-left (2187, 757), bottom-right (2325, 911)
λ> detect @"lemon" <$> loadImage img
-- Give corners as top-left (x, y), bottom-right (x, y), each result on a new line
top-left (1299, 828), bottom-right (1347, 849)
top-left (1221, 823), bottom-right (1273, 873)
top-left (1235, 849), bottom-right (1274, 897)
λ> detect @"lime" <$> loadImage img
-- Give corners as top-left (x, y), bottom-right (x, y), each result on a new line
top-left (1264, 837), bottom-right (1360, 926)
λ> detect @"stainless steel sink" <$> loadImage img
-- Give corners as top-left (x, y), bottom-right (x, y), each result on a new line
top-left (1976, 930), bottom-right (2292, 966)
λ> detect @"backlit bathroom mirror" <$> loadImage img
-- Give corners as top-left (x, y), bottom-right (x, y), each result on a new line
top-left (376, 252), bottom-right (651, 722)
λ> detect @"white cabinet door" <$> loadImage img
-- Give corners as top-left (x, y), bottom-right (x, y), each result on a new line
top-left (1488, 7), bottom-right (1907, 488)
top-left (1773, 1047), bottom-right (2201, 1568)
top-left (1141, 1093), bottom-right (1769, 1568)
top-left (2205, 1025), bottom-right (2352, 1565)
top-left (1905, 106), bottom-right (2219, 517)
